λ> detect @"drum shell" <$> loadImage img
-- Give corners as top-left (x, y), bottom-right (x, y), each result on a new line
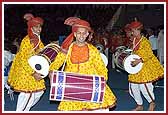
top-left (114, 50), bottom-right (130, 70)
top-left (50, 71), bottom-right (106, 103)
top-left (28, 43), bottom-right (60, 77)
top-left (39, 44), bottom-right (60, 63)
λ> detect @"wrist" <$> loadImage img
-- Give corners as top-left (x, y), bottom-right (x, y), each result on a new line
top-left (140, 58), bottom-right (143, 63)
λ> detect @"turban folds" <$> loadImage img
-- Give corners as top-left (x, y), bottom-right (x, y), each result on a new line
top-left (24, 13), bottom-right (43, 28)
top-left (129, 20), bottom-right (143, 30)
top-left (24, 13), bottom-right (44, 49)
top-left (61, 17), bottom-right (93, 52)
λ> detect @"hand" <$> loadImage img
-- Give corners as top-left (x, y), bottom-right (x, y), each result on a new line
top-left (131, 58), bottom-right (142, 67)
top-left (32, 72), bottom-right (43, 81)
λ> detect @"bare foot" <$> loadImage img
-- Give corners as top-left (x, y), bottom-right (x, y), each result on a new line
top-left (132, 105), bottom-right (143, 111)
top-left (148, 102), bottom-right (156, 111)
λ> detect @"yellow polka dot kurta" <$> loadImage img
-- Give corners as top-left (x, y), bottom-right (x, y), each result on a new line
top-left (8, 35), bottom-right (46, 92)
top-left (128, 36), bottom-right (164, 83)
top-left (49, 43), bottom-right (117, 111)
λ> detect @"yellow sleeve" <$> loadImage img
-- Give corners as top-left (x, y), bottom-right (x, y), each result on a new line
top-left (35, 41), bottom-right (45, 53)
top-left (18, 38), bottom-right (35, 74)
top-left (92, 47), bottom-right (108, 81)
top-left (49, 52), bottom-right (66, 71)
top-left (39, 41), bottom-right (44, 49)
top-left (136, 38), bottom-right (153, 62)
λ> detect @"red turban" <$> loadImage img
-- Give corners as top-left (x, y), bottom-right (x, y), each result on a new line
top-left (61, 17), bottom-right (93, 52)
top-left (24, 13), bottom-right (43, 28)
top-left (129, 19), bottom-right (143, 51)
top-left (129, 20), bottom-right (143, 30)
top-left (24, 13), bottom-right (44, 49)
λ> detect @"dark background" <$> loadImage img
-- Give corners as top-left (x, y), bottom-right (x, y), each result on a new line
top-left (4, 4), bottom-right (164, 45)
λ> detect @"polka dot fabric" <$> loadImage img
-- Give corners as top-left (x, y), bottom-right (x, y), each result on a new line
top-left (49, 43), bottom-right (117, 111)
top-left (8, 35), bottom-right (46, 92)
top-left (128, 36), bottom-right (164, 83)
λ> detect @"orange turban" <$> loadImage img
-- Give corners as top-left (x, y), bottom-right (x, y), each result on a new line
top-left (24, 13), bottom-right (44, 49)
top-left (24, 13), bottom-right (43, 29)
top-left (61, 17), bottom-right (93, 53)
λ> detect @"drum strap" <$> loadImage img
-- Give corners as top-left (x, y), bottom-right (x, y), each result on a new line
top-left (61, 43), bottom-right (73, 71)
top-left (133, 37), bottom-right (142, 51)
top-left (31, 29), bottom-right (41, 51)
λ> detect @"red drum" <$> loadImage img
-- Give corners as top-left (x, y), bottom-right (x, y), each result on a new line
top-left (39, 43), bottom-right (60, 63)
top-left (114, 46), bottom-right (131, 70)
top-left (28, 43), bottom-right (60, 78)
top-left (50, 71), bottom-right (106, 103)
top-left (114, 47), bottom-right (143, 74)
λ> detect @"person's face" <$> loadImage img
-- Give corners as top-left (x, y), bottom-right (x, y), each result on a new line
top-left (74, 27), bottom-right (89, 44)
top-left (32, 24), bottom-right (42, 35)
top-left (126, 31), bottom-right (134, 41)
top-left (131, 28), bottom-right (141, 38)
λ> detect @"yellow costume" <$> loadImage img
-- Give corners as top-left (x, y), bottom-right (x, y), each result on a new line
top-left (50, 43), bottom-right (117, 111)
top-left (8, 35), bottom-right (46, 92)
top-left (128, 36), bottom-right (164, 83)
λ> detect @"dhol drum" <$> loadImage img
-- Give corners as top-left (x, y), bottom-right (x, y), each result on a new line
top-left (50, 71), bottom-right (106, 103)
top-left (28, 43), bottom-right (60, 78)
top-left (124, 54), bottom-right (143, 74)
top-left (114, 46), bottom-right (143, 74)
top-left (114, 46), bottom-right (129, 70)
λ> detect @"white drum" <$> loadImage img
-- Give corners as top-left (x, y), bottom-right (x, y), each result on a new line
top-left (124, 54), bottom-right (143, 74)
top-left (114, 46), bottom-right (143, 74)
top-left (100, 53), bottom-right (108, 66)
top-left (28, 55), bottom-right (49, 78)
top-left (28, 43), bottom-right (60, 78)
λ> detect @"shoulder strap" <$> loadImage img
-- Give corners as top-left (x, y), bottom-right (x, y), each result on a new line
top-left (61, 43), bottom-right (73, 71)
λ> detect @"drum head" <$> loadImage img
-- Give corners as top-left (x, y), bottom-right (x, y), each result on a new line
top-left (28, 55), bottom-right (49, 78)
top-left (100, 53), bottom-right (108, 66)
top-left (96, 44), bottom-right (104, 53)
top-left (124, 54), bottom-right (143, 74)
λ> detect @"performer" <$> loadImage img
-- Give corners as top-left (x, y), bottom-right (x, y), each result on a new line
top-left (126, 19), bottom-right (164, 111)
top-left (49, 17), bottom-right (117, 111)
top-left (7, 13), bottom-right (46, 111)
